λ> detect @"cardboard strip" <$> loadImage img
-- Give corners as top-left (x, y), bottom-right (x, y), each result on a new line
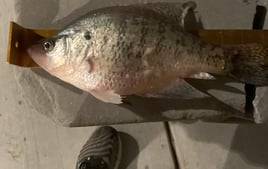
top-left (7, 22), bottom-right (57, 67)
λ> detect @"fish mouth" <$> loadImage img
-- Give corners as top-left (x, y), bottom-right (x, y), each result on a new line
top-left (27, 43), bottom-right (49, 70)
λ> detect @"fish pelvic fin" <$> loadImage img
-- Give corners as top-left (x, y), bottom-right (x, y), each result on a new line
top-left (90, 90), bottom-right (123, 104)
top-left (224, 44), bottom-right (268, 86)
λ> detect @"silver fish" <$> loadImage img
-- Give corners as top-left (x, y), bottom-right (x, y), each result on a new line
top-left (28, 2), bottom-right (268, 104)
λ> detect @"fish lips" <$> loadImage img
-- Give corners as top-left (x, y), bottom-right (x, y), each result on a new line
top-left (28, 43), bottom-right (50, 70)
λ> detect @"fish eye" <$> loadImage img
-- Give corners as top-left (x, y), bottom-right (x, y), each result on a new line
top-left (84, 32), bottom-right (91, 40)
top-left (43, 40), bottom-right (55, 51)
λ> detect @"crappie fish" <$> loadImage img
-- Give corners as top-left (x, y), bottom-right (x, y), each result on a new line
top-left (28, 2), bottom-right (268, 104)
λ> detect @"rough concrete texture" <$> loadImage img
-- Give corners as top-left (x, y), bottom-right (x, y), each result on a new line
top-left (170, 122), bottom-right (268, 169)
top-left (10, 0), bottom-right (267, 126)
top-left (169, 1), bottom-right (268, 169)
top-left (1, 0), bottom-right (268, 169)
top-left (254, 87), bottom-right (268, 123)
top-left (115, 123), bottom-right (175, 169)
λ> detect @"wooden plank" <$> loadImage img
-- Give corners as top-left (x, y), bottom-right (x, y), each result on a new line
top-left (196, 30), bottom-right (268, 45)
top-left (263, 31), bottom-right (268, 46)
top-left (222, 30), bottom-right (243, 44)
top-left (242, 30), bottom-right (265, 44)
top-left (195, 30), bottom-right (223, 45)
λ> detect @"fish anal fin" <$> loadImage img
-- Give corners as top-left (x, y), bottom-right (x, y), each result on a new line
top-left (90, 90), bottom-right (123, 104)
top-left (190, 72), bottom-right (215, 80)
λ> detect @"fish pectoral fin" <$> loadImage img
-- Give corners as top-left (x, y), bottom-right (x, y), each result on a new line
top-left (87, 57), bottom-right (98, 73)
top-left (142, 47), bottom-right (155, 67)
top-left (143, 47), bottom-right (155, 57)
top-left (90, 90), bottom-right (123, 104)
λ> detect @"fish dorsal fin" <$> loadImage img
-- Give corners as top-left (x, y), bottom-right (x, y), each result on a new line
top-left (90, 90), bottom-right (123, 104)
top-left (143, 1), bottom-right (196, 27)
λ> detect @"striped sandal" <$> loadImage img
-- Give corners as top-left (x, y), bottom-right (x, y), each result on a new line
top-left (76, 126), bottom-right (122, 169)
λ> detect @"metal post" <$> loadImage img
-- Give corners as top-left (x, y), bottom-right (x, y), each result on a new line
top-left (245, 5), bottom-right (267, 116)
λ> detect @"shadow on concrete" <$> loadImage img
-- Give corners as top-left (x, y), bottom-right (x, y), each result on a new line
top-left (69, 90), bottom-right (245, 127)
top-left (114, 123), bottom-right (166, 168)
top-left (223, 124), bottom-right (268, 169)
top-left (182, 123), bottom-right (268, 169)
top-left (119, 132), bottom-right (139, 169)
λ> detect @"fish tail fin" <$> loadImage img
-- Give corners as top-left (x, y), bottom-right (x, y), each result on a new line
top-left (224, 44), bottom-right (268, 86)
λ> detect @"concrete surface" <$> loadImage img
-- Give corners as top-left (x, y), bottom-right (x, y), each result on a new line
top-left (1, 0), bottom-right (268, 169)
top-left (170, 122), bottom-right (268, 169)
top-left (169, 1), bottom-right (268, 169)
